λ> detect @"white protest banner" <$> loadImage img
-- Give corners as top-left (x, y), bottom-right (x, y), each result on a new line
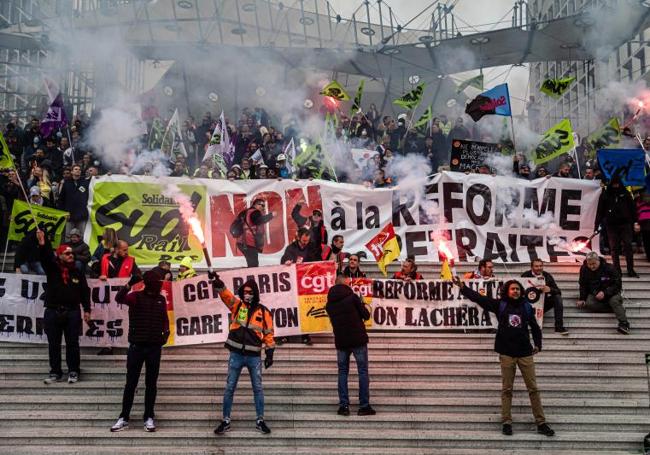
top-left (356, 277), bottom-right (545, 331)
top-left (86, 172), bottom-right (601, 269)
top-left (0, 268), bottom-right (543, 346)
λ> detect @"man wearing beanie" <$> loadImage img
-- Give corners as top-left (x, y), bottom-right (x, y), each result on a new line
top-left (36, 230), bottom-right (90, 385)
top-left (110, 271), bottom-right (170, 433)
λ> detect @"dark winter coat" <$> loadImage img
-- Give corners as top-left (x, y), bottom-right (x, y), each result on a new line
top-left (57, 177), bottom-right (90, 222)
top-left (578, 257), bottom-right (621, 301)
top-left (326, 284), bottom-right (370, 350)
top-left (38, 243), bottom-right (90, 312)
top-left (597, 185), bottom-right (636, 226)
top-left (115, 286), bottom-right (170, 345)
top-left (460, 283), bottom-right (542, 358)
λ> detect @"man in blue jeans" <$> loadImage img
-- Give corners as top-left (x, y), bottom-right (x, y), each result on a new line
top-left (326, 274), bottom-right (375, 416)
top-left (210, 274), bottom-right (275, 434)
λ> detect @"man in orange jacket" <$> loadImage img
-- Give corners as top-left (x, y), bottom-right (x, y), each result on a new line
top-left (209, 272), bottom-right (275, 435)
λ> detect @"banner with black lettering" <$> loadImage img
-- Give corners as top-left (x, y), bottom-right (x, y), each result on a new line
top-left (356, 276), bottom-right (545, 331)
top-left (86, 172), bottom-right (600, 268)
top-left (0, 268), bottom-right (545, 345)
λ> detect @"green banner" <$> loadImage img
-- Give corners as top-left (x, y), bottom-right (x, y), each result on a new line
top-left (88, 181), bottom-right (207, 265)
top-left (532, 118), bottom-right (575, 165)
top-left (9, 200), bottom-right (68, 246)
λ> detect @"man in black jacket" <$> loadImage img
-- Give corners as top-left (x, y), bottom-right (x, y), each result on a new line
top-left (596, 174), bottom-right (639, 277)
top-left (281, 228), bottom-right (316, 265)
top-left (577, 252), bottom-right (630, 334)
top-left (36, 229), bottom-right (91, 385)
top-left (57, 164), bottom-right (90, 238)
top-left (452, 276), bottom-right (555, 437)
top-left (110, 271), bottom-right (170, 433)
top-left (326, 275), bottom-right (375, 417)
top-left (521, 259), bottom-right (568, 335)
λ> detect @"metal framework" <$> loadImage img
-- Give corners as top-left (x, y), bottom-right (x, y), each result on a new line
top-left (1, 0), bottom-right (649, 123)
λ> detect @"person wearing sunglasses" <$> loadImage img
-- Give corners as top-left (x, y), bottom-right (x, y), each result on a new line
top-left (36, 229), bottom-right (91, 385)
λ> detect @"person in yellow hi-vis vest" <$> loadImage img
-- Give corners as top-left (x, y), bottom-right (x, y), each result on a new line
top-left (209, 272), bottom-right (275, 435)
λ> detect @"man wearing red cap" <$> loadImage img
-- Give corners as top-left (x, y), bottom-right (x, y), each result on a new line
top-left (36, 230), bottom-right (91, 385)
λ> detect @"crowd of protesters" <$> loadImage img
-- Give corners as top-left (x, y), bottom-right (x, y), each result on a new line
top-left (2, 101), bottom-right (650, 443)
top-left (2, 100), bottom-right (650, 275)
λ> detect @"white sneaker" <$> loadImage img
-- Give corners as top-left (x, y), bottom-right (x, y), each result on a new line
top-left (67, 372), bottom-right (78, 384)
top-left (144, 418), bottom-right (156, 432)
top-left (110, 417), bottom-right (129, 432)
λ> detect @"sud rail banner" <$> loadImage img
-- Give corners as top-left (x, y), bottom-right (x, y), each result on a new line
top-left (85, 172), bottom-right (601, 268)
top-left (0, 266), bottom-right (544, 346)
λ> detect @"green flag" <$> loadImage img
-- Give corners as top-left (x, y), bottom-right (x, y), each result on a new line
top-left (393, 83), bottom-right (425, 110)
top-left (414, 105), bottom-right (433, 129)
top-left (9, 200), bottom-right (69, 247)
top-left (320, 80), bottom-right (350, 101)
top-left (532, 118), bottom-right (575, 164)
top-left (586, 117), bottom-right (620, 151)
top-left (455, 74), bottom-right (484, 94)
top-left (350, 80), bottom-right (365, 115)
top-left (0, 130), bottom-right (14, 169)
top-left (540, 77), bottom-right (576, 98)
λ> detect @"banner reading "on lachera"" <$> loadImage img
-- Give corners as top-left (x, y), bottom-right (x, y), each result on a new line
top-left (0, 263), bottom-right (544, 347)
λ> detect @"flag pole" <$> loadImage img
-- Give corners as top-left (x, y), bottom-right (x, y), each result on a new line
top-left (509, 116), bottom-right (518, 152)
top-left (1, 234), bottom-right (10, 273)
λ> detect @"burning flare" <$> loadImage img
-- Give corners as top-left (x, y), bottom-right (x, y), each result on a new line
top-left (163, 184), bottom-right (205, 244)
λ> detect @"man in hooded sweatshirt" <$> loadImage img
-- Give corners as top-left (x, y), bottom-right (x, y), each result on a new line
top-left (110, 271), bottom-right (170, 433)
top-left (326, 274), bottom-right (375, 417)
top-left (37, 229), bottom-right (91, 385)
top-left (209, 273), bottom-right (275, 435)
top-left (452, 276), bottom-right (555, 437)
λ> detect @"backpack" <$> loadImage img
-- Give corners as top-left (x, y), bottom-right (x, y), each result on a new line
top-left (229, 210), bottom-right (247, 238)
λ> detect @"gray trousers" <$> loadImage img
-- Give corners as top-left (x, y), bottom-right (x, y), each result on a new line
top-left (584, 294), bottom-right (628, 324)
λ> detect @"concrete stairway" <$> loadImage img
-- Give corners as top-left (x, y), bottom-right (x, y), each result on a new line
top-left (1, 259), bottom-right (649, 454)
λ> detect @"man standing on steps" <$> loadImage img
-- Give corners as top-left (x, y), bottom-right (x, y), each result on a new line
top-left (36, 229), bottom-right (91, 385)
top-left (577, 252), bottom-right (630, 335)
top-left (521, 259), bottom-right (568, 335)
top-left (326, 274), bottom-right (375, 417)
top-left (452, 276), bottom-right (555, 437)
top-left (209, 272), bottom-right (275, 435)
top-left (110, 271), bottom-right (170, 433)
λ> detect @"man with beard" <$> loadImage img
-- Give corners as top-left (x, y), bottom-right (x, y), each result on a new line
top-left (37, 229), bottom-right (91, 385)
top-left (452, 276), bottom-right (554, 437)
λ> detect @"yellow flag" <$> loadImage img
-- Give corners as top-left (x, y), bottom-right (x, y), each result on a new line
top-left (320, 80), bottom-right (350, 101)
top-left (393, 83), bottom-right (425, 110)
top-left (540, 77), bottom-right (576, 99)
top-left (440, 259), bottom-right (453, 281)
top-left (0, 130), bottom-right (14, 169)
top-left (365, 223), bottom-right (401, 277)
top-left (586, 117), bottom-right (620, 151)
top-left (532, 118), bottom-right (575, 165)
